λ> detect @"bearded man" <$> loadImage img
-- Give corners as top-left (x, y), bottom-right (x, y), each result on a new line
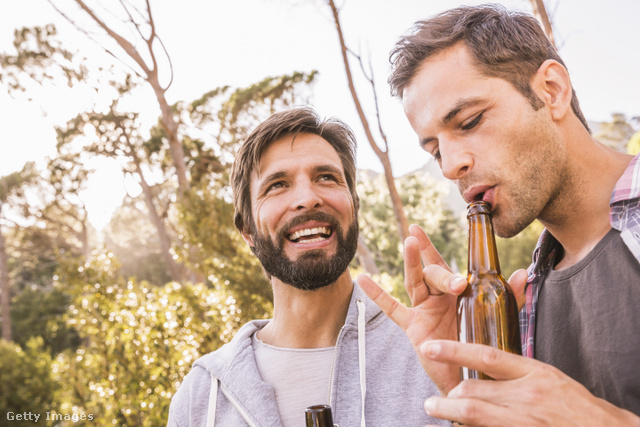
top-left (168, 107), bottom-right (446, 427)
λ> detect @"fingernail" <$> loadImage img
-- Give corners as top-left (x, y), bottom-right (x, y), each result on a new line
top-left (451, 276), bottom-right (467, 291)
top-left (422, 341), bottom-right (441, 358)
top-left (424, 397), bottom-right (435, 414)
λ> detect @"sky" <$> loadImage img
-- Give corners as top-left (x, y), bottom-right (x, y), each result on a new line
top-left (1, 0), bottom-right (639, 229)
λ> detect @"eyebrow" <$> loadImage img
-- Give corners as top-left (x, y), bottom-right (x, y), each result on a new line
top-left (314, 164), bottom-right (343, 176)
top-left (256, 171), bottom-right (286, 194)
top-left (419, 97), bottom-right (485, 148)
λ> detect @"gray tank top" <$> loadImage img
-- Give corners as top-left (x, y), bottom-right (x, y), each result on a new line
top-left (535, 228), bottom-right (640, 415)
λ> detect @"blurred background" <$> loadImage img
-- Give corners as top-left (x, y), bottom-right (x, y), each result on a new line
top-left (1, 0), bottom-right (638, 425)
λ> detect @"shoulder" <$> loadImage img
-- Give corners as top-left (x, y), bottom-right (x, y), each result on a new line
top-left (168, 364), bottom-right (211, 426)
top-left (195, 319), bottom-right (268, 371)
top-left (168, 319), bottom-right (269, 420)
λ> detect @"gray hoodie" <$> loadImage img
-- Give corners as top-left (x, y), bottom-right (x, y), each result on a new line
top-left (168, 283), bottom-right (449, 426)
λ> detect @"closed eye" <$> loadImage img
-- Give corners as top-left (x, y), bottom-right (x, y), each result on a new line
top-left (461, 112), bottom-right (483, 131)
top-left (423, 142), bottom-right (441, 162)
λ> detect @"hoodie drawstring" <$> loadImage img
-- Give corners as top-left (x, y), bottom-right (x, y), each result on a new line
top-left (356, 299), bottom-right (366, 427)
top-left (206, 374), bottom-right (218, 427)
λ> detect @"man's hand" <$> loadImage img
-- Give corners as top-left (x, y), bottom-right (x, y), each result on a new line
top-left (357, 224), bottom-right (464, 394)
top-left (421, 340), bottom-right (640, 427)
top-left (356, 224), bottom-right (526, 394)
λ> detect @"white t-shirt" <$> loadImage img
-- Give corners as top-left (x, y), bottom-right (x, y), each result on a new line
top-left (252, 333), bottom-right (335, 427)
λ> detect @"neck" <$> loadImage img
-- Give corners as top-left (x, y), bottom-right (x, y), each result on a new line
top-left (540, 125), bottom-right (633, 270)
top-left (258, 270), bottom-right (354, 348)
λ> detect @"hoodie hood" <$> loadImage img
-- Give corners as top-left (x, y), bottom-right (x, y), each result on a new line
top-left (170, 282), bottom-right (446, 427)
top-left (193, 281), bottom-right (382, 378)
top-left (192, 282), bottom-right (378, 426)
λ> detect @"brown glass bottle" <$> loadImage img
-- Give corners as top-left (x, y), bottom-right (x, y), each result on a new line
top-left (457, 201), bottom-right (521, 380)
top-left (305, 404), bottom-right (334, 427)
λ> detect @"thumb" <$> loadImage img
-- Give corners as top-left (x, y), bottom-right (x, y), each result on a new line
top-left (508, 268), bottom-right (528, 311)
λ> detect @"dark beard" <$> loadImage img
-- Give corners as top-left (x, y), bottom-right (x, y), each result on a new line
top-left (250, 212), bottom-right (358, 291)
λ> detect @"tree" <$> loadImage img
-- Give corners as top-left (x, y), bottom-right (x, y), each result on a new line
top-left (324, 0), bottom-right (410, 246)
top-left (0, 24), bottom-right (87, 94)
top-left (55, 91), bottom-right (185, 282)
top-left (52, 252), bottom-right (252, 426)
top-left (25, 154), bottom-right (95, 258)
top-left (103, 196), bottom-right (173, 286)
top-left (628, 130), bottom-right (640, 155)
top-left (496, 221), bottom-right (543, 278)
top-left (357, 169), bottom-right (466, 303)
top-left (47, 0), bottom-right (191, 195)
top-left (529, 0), bottom-right (556, 47)
top-left (595, 113), bottom-right (639, 153)
top-left (0, 163), bottom-right (38, 341)
top-left (0, 337), bottom-right (60, 419)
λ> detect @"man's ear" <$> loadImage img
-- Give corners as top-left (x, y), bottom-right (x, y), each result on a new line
top-left (531, 59), bottom-right (572, 122)
top-left (241, 230), bottom-right (255, 247)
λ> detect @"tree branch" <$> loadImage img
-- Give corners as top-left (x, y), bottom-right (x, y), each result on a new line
top-left (72, 0), bottom-right (152, 76)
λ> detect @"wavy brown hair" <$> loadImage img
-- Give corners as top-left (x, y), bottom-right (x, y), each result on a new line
top-left (389, 3), bottom-right (589, 131)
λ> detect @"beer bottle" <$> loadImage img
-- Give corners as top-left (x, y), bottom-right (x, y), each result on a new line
top-left (305, 404), bottom-right (334, 427)
top-left (457, 201), bottom-right (521, 380)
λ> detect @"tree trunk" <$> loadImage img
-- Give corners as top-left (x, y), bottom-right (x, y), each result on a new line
top-left (357, 235), bottom-right (379, 275)
top-left (80, 214), bottom-right (90, 258)
top-left (147, 76), bottom-right (190, 195)
top-left (132, 157), bottom-right (183, 282)
top-left (0, 223), bottom-right (12, 341)
top-left (327, 0), bottom-right (410, 241)
top-left (530, 0), bottom-right (556, 47)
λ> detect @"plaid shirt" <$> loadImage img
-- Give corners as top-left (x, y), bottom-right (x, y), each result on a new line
top-left (520, 154), bottom-right (640, 358)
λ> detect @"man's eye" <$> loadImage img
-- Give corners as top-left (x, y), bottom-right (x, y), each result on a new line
top-left (426, 145), bottom-right (441, 161)
top-left (319, 174), bottom-right (337, 182)
top-left (461, 113), bottom-right (483, 130)
top-left (267, 182), bottom-right (285, 192)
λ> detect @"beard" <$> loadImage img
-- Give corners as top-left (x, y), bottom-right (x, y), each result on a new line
top-left (250, 212), bottom-right (359, 291)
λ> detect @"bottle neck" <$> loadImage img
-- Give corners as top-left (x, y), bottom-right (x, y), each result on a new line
top-left (467, 212), bottom-right (502, 275)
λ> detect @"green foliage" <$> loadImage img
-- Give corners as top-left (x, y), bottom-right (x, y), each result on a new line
top-left (358, 171), bottom-right (466, 276)
top-left (11, 286), bottom-right (80, 356)
top-left (496, 221), bottom-right (543, 279)
top-left (357, 169), bottom-right (542, 300)
top-left (627, 131), bottom-right (640, 155)
top-left (51, 251), bottom-right (244, 426)
top-left (596, 113), bottom-right (638, 153)
top-left (0, 337), bottom-right (60, 422)
top-left (0, 162), bottom-right (37, 203)
top-left (0, 25), bottom-right (87, 93)
top-left (174, 182), bottom-right (274, 320)
top-left (103, 198), bottom-right (173, 286)
top-left (357, 170), bottom-right (466, 304)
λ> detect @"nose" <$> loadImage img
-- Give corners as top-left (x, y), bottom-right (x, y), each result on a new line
top-left (439, 141), bottom-right (473, 181)
top-left (290, 179), bottom-right (323, 211)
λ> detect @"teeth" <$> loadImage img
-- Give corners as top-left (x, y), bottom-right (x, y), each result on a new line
top-left (289, 226), bottom-right (331, 241)
top-left (303, 236), bottom-right (325, 243)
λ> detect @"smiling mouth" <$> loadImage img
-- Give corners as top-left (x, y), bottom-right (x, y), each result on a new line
top-left (288, 226), bottom-right (333, 244)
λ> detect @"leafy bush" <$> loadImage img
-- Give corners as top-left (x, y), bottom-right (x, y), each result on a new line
top-left (0, 337), bottom-right (59, 424)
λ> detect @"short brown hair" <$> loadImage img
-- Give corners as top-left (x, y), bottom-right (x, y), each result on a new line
top-left (231, 107), bottom-right (359, 234)
top-left (389, 4), bottom-right (590, 131)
